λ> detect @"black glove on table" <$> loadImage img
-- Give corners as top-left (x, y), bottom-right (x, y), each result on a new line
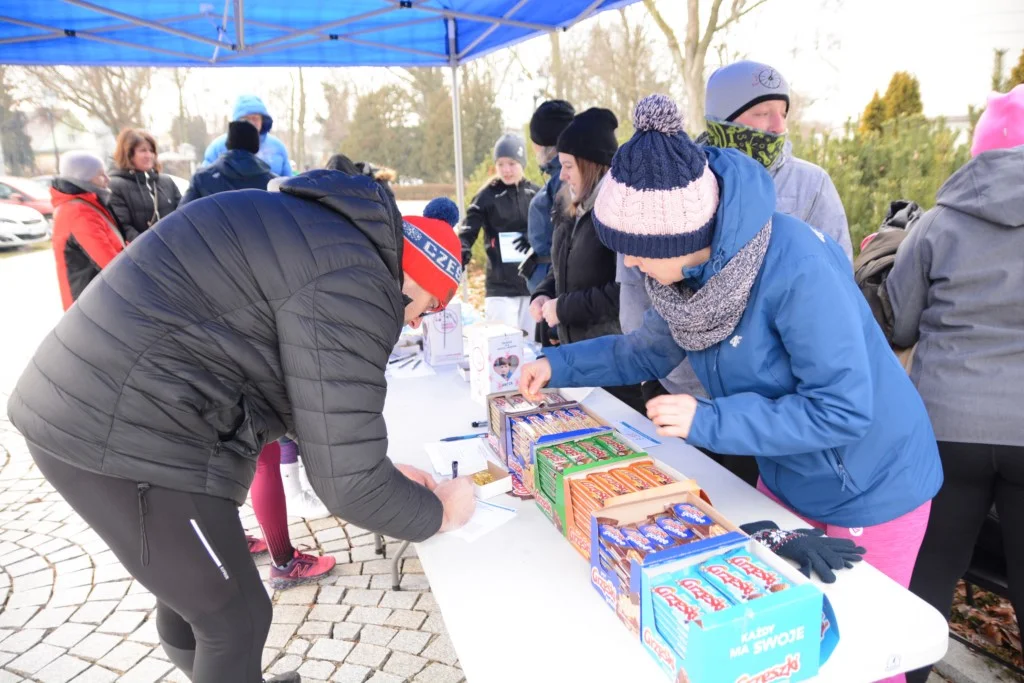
top-left (740, 521), bottom-right (866, 584)
top-left (513, 232), bottom-right (531, 253)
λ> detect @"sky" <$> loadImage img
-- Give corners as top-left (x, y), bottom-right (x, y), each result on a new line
top-left (136, 0), bottom-right (1024, 140)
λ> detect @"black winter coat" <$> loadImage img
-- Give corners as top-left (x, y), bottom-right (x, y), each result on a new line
top-left (108, 168), bottom-right (182, 241)
top-left (533, 199), bottom-right (622, 345)
top-left (179, 150), bottom-right (275, 207)
top-left (7, 171), bottom-right (443, 542)
top-left (458, 178), bottom-right (538, 297)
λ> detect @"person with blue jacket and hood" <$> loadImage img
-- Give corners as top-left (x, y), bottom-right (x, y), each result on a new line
top-left (616, 61), bottom-right (854, 486)
top-left (180, 120), bottom-right (275, 206)
top-left (203, 94), bottom-right (292, 177)
top-left (519, 94), bottom-right (941, 601)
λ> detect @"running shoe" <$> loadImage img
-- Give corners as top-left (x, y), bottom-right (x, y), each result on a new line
top-left (247, 535), bottom-right (268, 555)
top-left (269, 549), bottom-right (336, 590)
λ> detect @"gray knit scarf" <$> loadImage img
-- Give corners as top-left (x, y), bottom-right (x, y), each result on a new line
top-left (645, 220), bottom-right (772, 351)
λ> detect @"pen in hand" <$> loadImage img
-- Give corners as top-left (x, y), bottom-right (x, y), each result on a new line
top-left (451, 460), bottom-right (459, 479)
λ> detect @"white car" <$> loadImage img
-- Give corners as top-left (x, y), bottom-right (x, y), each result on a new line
top-left (0, 203), bottom-right (50, 250)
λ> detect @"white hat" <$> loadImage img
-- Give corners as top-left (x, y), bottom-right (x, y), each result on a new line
top-left (59, 151), bottom-right (105, 184)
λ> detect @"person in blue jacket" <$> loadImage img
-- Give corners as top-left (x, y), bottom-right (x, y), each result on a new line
top-left (203, 94), bottom-right (293, 177)
top-left (519, 94), bottom-right (942, 593)
top-left (523, 99), bottom-right (575, 294)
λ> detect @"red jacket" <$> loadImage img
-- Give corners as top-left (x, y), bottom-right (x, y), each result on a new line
top-left (50, 182), bottom-right (125, 311)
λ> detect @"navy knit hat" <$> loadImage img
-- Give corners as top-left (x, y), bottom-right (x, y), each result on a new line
top-left (593, 94), bottom-right (720, 258)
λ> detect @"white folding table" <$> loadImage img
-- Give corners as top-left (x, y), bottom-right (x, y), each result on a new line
top-left (382, 368), bottom-right (949, 683)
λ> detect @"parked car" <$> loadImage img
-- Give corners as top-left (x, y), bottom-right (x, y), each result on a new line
top-left (0, 176), bottom-right (54, 224)
top-left (0, 203), bottom-right (49, 250)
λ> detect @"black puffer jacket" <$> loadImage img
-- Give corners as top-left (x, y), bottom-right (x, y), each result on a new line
top-left (179, 150), bottom-right (275, 207)
top-left (7, 171), bottom-right (443, 542)
top-left (458, 178), bottom-right (538, 297)
top-left (532, 188), bottom-right (622, 344)
top-left (108, 167), bottom-right (181, 241)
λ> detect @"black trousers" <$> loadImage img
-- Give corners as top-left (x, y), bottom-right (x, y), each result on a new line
top-left (639, 380), bottom-right (761, 487)
top-left (905, 442), bottom-right (1024, 683)
top-left (31, 447), bottom-right (272, 683)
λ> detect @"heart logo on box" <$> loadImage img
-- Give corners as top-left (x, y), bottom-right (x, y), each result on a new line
top-left (492, 353), bottom-right (520, 380)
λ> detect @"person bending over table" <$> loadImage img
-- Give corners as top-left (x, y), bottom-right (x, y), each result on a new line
top-left (519, 96), bottom-right (941, 683)
top-left (7, 171), bottom-right (475, 683)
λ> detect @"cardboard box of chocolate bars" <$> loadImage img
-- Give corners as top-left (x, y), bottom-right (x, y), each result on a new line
top-left (588, 492), bottom-right (744, 638)
top-left (559, 455), bottom-right (698, 561)
top-left (588, 494), bottom-right (839, 683)
top-left (530, 429), bottom-right (650, 545)
top-left (636, 538), bottom-right (839, 683)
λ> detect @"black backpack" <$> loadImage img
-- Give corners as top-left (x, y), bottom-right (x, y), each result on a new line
top-left (853, 200), bottom-right (923, 344)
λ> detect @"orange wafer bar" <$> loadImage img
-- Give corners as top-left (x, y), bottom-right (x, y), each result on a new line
top-left (590, 471), bottom-right (633, 496)
top-left (630, 461), bottom-right (674, 487)
top-left (609, 467), bottom-right (654, 491)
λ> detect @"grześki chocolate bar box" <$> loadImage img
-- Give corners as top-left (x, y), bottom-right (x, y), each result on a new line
top-left (588, 492), bottom-right (840, 683)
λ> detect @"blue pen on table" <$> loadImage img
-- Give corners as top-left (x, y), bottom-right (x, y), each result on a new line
top-left (440, 433), bottom-right (487, 443)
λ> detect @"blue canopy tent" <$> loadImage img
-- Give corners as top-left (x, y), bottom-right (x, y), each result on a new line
top-left (0, 0), bottom-right (640, 208)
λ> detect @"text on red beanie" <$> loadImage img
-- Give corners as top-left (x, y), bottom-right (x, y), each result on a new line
top-left (401, 215), bottom-right (462, 312)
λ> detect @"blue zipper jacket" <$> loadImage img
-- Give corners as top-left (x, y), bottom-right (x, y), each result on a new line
top-left (545, 147), bottom-right (941, 527)
top-left (525, 157), bottom-right (563, 292)
top-left (203, 95), bottom-right (293, 177)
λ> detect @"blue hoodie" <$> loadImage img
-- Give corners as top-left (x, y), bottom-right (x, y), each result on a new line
top-left (544, 147), bottom-right (941, 527)
top-left (203, 95), bottom-right (293, 177)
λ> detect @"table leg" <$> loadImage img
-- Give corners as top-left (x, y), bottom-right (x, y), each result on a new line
top-left (391, 540), bottom-right (410, 590)
top-left (374, 533), bottom-right (385, 556)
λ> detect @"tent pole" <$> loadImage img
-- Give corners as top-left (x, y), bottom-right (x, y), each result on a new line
top-left (448, 18), bottom-right (465, 219)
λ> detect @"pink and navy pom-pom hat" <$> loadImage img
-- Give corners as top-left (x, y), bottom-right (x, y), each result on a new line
top-left (594, 93), bottom-right (720, 258)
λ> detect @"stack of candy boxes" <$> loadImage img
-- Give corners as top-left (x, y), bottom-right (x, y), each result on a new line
top-left (589, 491), bottom-right (840, 683)
top-left (532, 431), bottom-right (697, 560)
top-left (485, 390), bottom-right (603, 498)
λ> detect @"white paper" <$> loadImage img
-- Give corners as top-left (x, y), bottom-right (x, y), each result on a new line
top-left (448, 500), bottom-right (517, 543)
top-left (424, 438), bottom-right (489, 477)
top-left (615, 420), bottom-right (663, 449)
top-left (497, 232), bottom-right (527, 264)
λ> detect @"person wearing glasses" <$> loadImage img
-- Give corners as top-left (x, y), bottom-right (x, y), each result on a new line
top-left (8, 172), bottom-right (475, 683)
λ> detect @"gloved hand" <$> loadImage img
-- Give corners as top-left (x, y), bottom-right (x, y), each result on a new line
top-left (740, 521), bottom-right (866, 584)
top-left (513, 232), bottom-right (531, 254)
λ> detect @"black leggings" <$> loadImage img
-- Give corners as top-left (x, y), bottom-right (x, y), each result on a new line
top-left (31, 447), bottom-right (271, 683)
top-left (906, 441), bottom-right (1024, 683)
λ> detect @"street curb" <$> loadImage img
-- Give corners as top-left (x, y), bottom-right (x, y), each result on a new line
top-left (934, 638), bottom-right (1022, 683)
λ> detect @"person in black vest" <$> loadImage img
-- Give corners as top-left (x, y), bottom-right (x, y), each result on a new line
top-left (529, 108), bottom-right (644, 412)
top-left (179, 121), bottom-right (275, 206)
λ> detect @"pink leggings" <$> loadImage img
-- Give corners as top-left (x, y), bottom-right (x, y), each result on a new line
top-left (250, 442), bottom-right (294, 566)
top-left (756, 479), bottom-right (931, 683)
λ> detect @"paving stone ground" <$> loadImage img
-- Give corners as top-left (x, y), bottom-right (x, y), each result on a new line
top-left (0, 249), bottom-right (465, 682)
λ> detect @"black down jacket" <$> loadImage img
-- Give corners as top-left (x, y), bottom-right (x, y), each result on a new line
top-left (7, 171), bottom-right (443, 542)
top-left (458, 178), bottom-right (538, 298)
top-left (532, 193), bottom-right (622, 345)
top-left (179, 149), bottom-right (275, 207)
top-left (108, 167), bottom-right (182, 241)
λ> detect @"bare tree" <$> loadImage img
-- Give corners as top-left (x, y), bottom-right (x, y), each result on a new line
top-left (643, 0), bottom-right (769, 133)
top-left (22, 67), bottom-right (153, 137)
top-left (171, 68), bottom-right (190, 153)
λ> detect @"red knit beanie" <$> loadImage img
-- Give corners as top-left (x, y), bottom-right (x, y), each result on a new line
top-left (401, 215), bottom-right (462, 312)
